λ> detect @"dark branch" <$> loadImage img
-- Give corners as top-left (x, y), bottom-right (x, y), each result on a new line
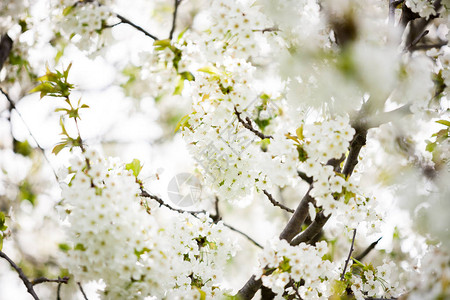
top-left (223, 223), bottom-right (263, 249)
top-left (342, 127), bottom-right (367, 178)
top-left (408, 40), bottom-right (448, 51)
top-left (169, 0), bottom-right (182, 40)
top-left (341, 229), bottom-right (357, 280)
top-left (140, 189), bottom-right (262, 248)
top-left (297, 170), bottom-right (313, 185)
top-left (355, 237), bottom-right (382, 261)
top-left (0, 250), bottom-right (40, 300)
top-left (234, 106), bottom-right (273, 140)
top-left (78, 282), bottom-right (89, 300)
top-left (290, 212), bottom-right (330, 246)
top-left (0, 34), bottom-right (13, 72)
top-left (140, 189), bottom-right (205, 215)
top-left (263, 190), bottom-right (294, 213)
top-left (57, 281), bottom-right (63, 300)
top-left (115, 14), bottom-right (160, 40)
top-left (278, 186), bottom-right (314, 242)
top-left (32, 276), bottom-right (70, 286)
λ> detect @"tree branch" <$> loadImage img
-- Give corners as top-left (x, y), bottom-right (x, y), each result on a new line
top-left (290, 212), bottom-right (330, 246)
top-left (77, 282), bottom-right (89, 300)
top-left (140, 189), bottom-right (205, 215)
top-left (223, 223), bottom-right (263, 249)
top-left (140, 189), bottom-right (262, 248)
top-left (0, 34), bottom-right (13, 72)
top-left (31, 276), bottom-right (70, 286)
top-left (297, 170), bottom-right (313, 185)
top-left (169, 0), bottom-right (182, 40)
top-left (341, 229), bottom-right (357, 280)
top-left (263, 190), bottom-right (294, 213)
top-left (0, 250), bottom-right (40, 300)
top-left (115, 14), bottom-right (159, 41)
top-left (342, 127), bottom-right (367, 178)
top-left (234, 106), bottom-right (273, 140)
top-left (355, 237), bottom-right (382, 261)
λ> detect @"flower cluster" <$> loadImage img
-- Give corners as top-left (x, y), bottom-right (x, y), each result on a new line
top-left (297, 117), bottom-right (381, 229)
top-left (59, 150), bottom-right (237, 299)
top-left (405, 0), bottom-right (437, 19)
top-left (347, 259), bottom-right (401, 300)
top-left (55, 1), bottom-right (113, 52)
top-left (200, 0), bottom-right (268, 61)
top-left (407, 246), bottom-right (450, 299)
top-left (256, 239), bottom-right (337, 299)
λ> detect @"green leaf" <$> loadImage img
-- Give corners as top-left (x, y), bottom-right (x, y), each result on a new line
top-left (125, 159), bottom-right (142, 177)
top-left (179, 71), bottom-right (195, 81)
top-left (153, 39), bottom-right (172, 50)
top-left (177, 27), bottom-right (188, 42)
top-left (74, 243), bottom-right (86, 251)
top-left (197, 66), bottom-right (221, 75)
top-left (52, 143), bottom-right (67, 155)
top-left (134, 247), bottom-right (150, 259)
top-left (331, 279), bottom-right (347, 295)
top-left (58, 243), bottom-right (71, 252)
top-left (63, 63), bottom-right (72, 80)
top-left (0, 235), bottom-right (3, 251)
top-left (13, 139), bottom-right (33, 157)
top-left (18, 181), bottom-right (36, 206)
top-left (63, 6), bottom-right (73, 16)
top-left (425, 141), bottom-right (436, 153)
top-left (296, 124), bottom-right (304, 140)
top-left (173, 76), bottom-right (185, 95)
top-left (279, 257), bottom-right (291, 272)
top-left (0, 211), bottom-right (5, 230)
top-left (174, 114), bottom-right (190, 133)
top-left (297, 145), bottom-right (308, 162)
top-left (436, 119), bottom-right (450, 127)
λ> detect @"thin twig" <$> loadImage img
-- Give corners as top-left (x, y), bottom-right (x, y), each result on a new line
top-left (32, 276), bottom-right (70, 285)
top-left (140, 189), bottom-right (262, 248)
top-left (0, 88), bottom-right (59, 183)
top-left (77, 282), bottom-right (89, 300)
top-left (405, 29), bottom-right (429, 51)
top-left (341, 229), bottom-right (357, 281)
top-left (211, 196), bottom-right (221, 223)
top-left (0, 250), bottom-right (39, 300)
top-left (234, 106), bottom-right (273, 140)
top-left (57, 281), bottom-right (62, 300)
top-left (355, 237), bottom-right (382, 261)
top-left (140, 189), bottom-right (205, 215)
top-left (252, 26), bottom-right (280, 33)
top-left (223, 223), bottom-right (263, 249)
top-left (115, 14), bottom-right (159, 40)
top-left (263, 190), bottom-right (294, 213)
top-left (169, 0), bottom-right (182, 40)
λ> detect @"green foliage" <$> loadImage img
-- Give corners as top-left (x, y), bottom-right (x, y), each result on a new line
top-left (425, 120), bottom-right (449, 168)
top-left (29, 63), bottom-right (74, 98)
top-left (74, 243), bottom-right (87, 251)
top-left (0, 211), bottom-right (7, 251)
top-left (18, 180), bottom-right (36, 206)
top-left (13, 139), bottom-right (33, 157)
top-left (58, 243), bottom-right (71, 252)
top-left (125, 159), bottom-right (143, 177)
top-left (174, 114), bottom-right (191, 133)
top-left (297, 145), bottom-right (308, 162)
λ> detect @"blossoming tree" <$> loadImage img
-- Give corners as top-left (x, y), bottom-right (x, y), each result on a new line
top-left (0, 0), bottom-right (449, 299)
